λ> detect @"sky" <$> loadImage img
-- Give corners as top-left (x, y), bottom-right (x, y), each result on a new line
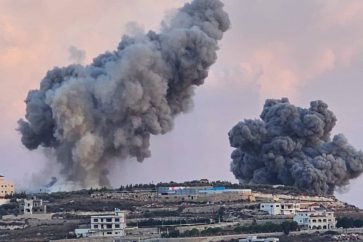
top-left (1, 0), bottom-right (363, 207)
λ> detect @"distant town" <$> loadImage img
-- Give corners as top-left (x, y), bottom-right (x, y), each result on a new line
top-left (1, 175), bottom-right (363, 242)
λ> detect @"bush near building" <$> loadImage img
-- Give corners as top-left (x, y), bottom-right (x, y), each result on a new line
top-left (127, 218), bottom-right (210, 227)
top-left (234, 221), bottom-right (299, 234)
top-left (163, 221), bottom-right (299, 238)
top-left (336, 217), bottom-right (363, 228)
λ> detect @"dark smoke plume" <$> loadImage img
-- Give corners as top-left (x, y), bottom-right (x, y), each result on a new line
top-left (18, 0), bottom-right (230, 188)
top-left (45, 177), bottom-right (57, 188)
top-left (229, 98), bottom-right (363, 195)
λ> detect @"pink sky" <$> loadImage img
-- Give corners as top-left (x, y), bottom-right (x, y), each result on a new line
top-left (1, 0), bottom-right (363, 207)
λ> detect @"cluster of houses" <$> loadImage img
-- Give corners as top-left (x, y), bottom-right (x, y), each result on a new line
top-left (0, 175), bottom-right (341, 240)
top-left (260, 202), bottom-right (336, 230)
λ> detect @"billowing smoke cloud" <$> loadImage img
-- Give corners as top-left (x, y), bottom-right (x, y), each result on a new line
top-left (18, 0), bottom-right (230, 188)
top-left (229, 98), bottom-right (363, 195)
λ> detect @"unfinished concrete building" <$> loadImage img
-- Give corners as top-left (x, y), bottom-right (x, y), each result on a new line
top-left (23, 197), bottom-right (47, 214)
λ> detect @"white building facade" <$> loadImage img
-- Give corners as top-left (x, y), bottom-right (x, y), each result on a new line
top-left (260, 202), bottom-right (300, 215)
top-left (260, 203), bottom-right (282, 215)
top-left (23, 197), bottom-right (47, 214)
top-left (293, 208), bottom-right (336, 230)
top-left (89, 209), bottom-right (126, 237)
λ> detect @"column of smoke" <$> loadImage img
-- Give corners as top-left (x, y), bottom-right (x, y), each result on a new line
top-left (229, 98), bottom-right (363, 195)
top-left (18, 0), bottom-right (230, 188)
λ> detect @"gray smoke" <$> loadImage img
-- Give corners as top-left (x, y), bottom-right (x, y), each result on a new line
top-left (229, 98), bottom-right (363, 195)
top-left (18, 0), bottom-right (230, 188)
top-left (68, 46), bottom-right (86, 64)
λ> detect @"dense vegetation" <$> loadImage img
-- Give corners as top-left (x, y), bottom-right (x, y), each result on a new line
top-left (162, 221), bottom-right (299, 238)
top-left (336, 217), bottom-right (363, 228)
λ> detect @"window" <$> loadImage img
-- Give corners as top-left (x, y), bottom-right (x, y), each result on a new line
top-left (115, 224), bottom-right (120, 228)
top-left (115, 218), bottom-right (120, 222)
top-left (106, 218), bottom-right (112, 222)
top-left (106, 224), bottom-right (112, 229)
top-left (276, 205), bottom-right (280, 207)
top-left (107, 232), bottom-right (112, 235)
top-left (93, 225), bottom-right (98, 229)
top-left (261, 205), bottom-right (264, 208)
top-left (93, 218), bottom-right (98, 222)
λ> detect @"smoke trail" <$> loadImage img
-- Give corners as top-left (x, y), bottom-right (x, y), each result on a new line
top-left (229, 98), bottom-right (363, 195)
top-left (18, 0), bottom-right (230, 188)
top-left (45, 177), bottom-right (57, 188)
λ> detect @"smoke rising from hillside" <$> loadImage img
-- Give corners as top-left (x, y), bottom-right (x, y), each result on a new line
top-left (229, 98), bottom-right (363, 195)
top-left (18, 0), bottom-right (230, 188)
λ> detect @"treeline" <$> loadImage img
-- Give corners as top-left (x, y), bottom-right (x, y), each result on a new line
top-left (234, 221), bottom-right (299, 234)
top-left (337, 217), bottom-right (363, 228)
top-left (115, 180), bottom-right (314, 196)
top-left (163, 227), bottom-right (224, 238)
top-left (127, 218), bottom-right (210, 227)
top-left (162, 221), bottom-right (299, 238)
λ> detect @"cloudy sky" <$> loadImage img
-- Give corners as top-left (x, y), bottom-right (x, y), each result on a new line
top-left (1, 0), bottom-right (363, 207)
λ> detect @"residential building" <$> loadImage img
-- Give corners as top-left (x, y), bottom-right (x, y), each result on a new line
top-left (280, 202), bottom-right (300, 215)
top-left (0, 175), bottom-right (14, 198)
top-left (260, 202), bottom-right (281, 215)
top-left (23, 197), bottom-right (47, 214)
top-left (260, 202), bottom-right (300, 215)
top-left (89, 208), bottom-right (126, 237)
top-left (293, 208), bottom-right (336, 230)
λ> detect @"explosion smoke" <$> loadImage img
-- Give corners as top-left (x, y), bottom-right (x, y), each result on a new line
top-left (45, 177), bottom-right (57, 188)
top-left (229, 98), bottom-right (363, 195)
top-left (18, 0), bottom-right (230, 188)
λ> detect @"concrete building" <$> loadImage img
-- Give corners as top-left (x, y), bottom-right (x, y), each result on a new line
top-left (293, 208), bottom-right (336, 230)
top-left (158, 186), bottom-right (255, 202)
top-left (260, 202), bottom-right (300, 215)
top-left (260, 202), bottom-right (282, 215)
top-left (88, 209), bottom-right (126, 237)
top-left (0, 175), bottom-right (14, 198)
top-left (280, 202), bottom-right (300, 215)
top-left (23, 197), bottom-right (47, 214)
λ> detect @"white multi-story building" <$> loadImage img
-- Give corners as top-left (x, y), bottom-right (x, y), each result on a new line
top-left (260, 203), bottom-right (282, 215)
top-left (293, 208), bottom-right (336, 230)
top-left (260, 202), bottom-right (300, 215)
top-left (23, 197), bottom-right (47, 214)
top-left (89, 209), bottom-right (126, 237)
